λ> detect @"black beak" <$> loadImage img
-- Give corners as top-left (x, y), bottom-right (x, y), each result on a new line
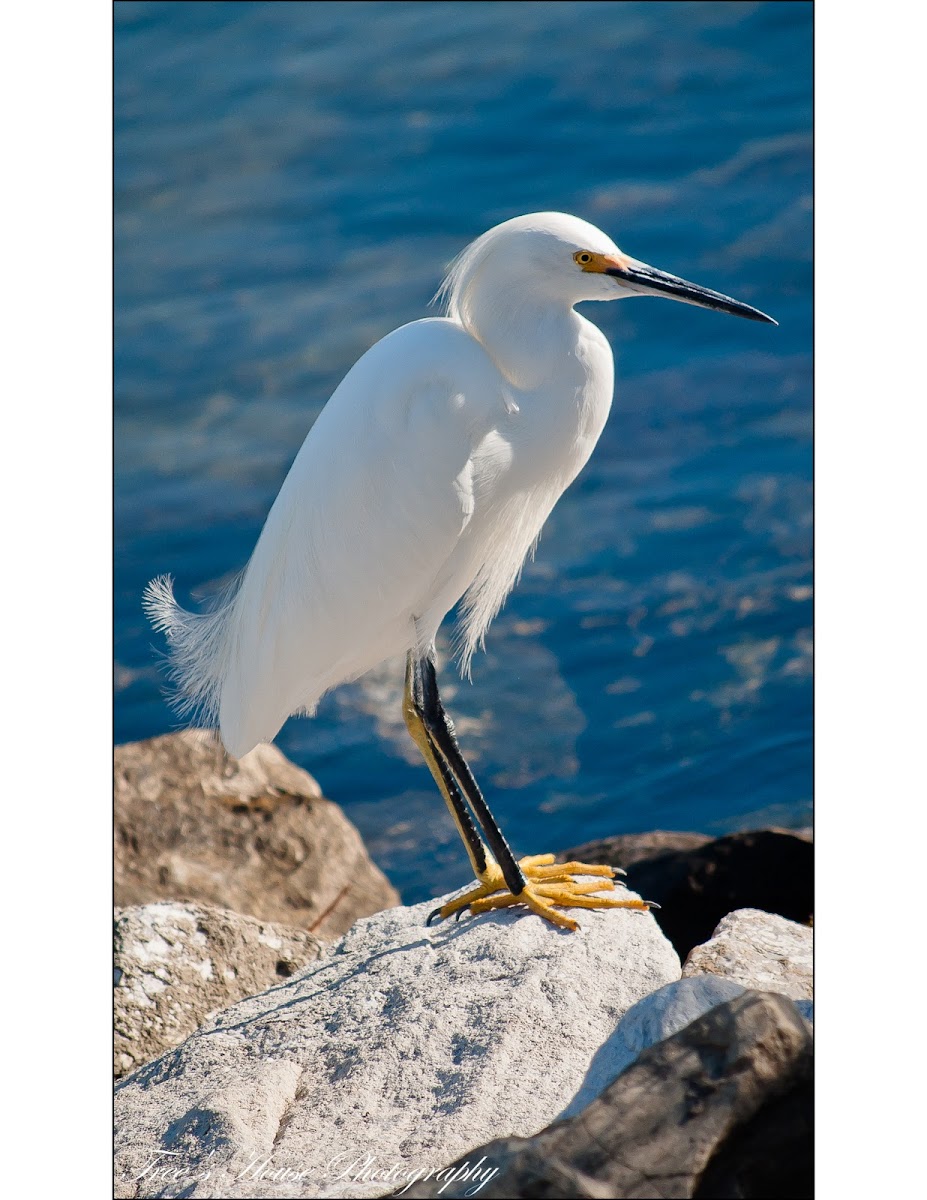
top-left (604, 260), bottom-right (777, 325)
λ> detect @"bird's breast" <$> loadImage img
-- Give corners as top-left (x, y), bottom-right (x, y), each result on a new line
top-left (499, 326), bottom-right (614, 494)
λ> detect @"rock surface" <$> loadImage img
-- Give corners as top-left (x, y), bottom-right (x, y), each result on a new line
top-left (113, 885), bottom-right (680, 1198)
top-left (683, 907), bottom-right (813, 1001)
top-left (398, 991), bottom-right (813, 1199)
top-left (561, 828), bottom-right (813, 958)
top-left (562, 830), bottom-right (711, 871)
top-left (559, 975), bottom-right (750, 1119)
top-left (114, 902), bottom-right (326, 1079)
top-left (560, 974), bottom-right (814, 1122)
top-left (114, 730), bottom-right (399, 940)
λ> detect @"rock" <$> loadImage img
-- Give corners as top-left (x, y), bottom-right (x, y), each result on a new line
top-left (113, 886), bottom-right (680, 1198)
top-left (114, 730), bottom-right (399, 940)
top-left (560, 975), bottom-right (749, 1118)
top-left (397, 991), bottom-right (813, 1199)
top-left (795, 998), bottom-right (813, 1025)
top-left (562, 830), bottom-right (711, 872)
top-left (683, 908), bottom-right (813, 1001)
top-left (563, 975), bottom-right (814, 1119)
top-left (114, 902), bottom-right (326, 1079)
top-left (694, 1071), bottom-right (813, 1200)
top-left (560, 828), bottom-right (813, 958)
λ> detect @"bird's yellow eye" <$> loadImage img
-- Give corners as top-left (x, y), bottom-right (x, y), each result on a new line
top-left (574, 252), bottom-right (592, 265)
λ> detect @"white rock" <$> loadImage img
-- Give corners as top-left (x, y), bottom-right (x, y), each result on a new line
top-left (682, 908), bottom-right (813, 1000)
top-left (114, 902), bottom-right (326, 1078)
top-left (114, 886), bottom-right (680, 1198)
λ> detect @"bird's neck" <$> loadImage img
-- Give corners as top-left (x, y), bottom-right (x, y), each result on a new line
top-left (459, 278), bottom-right (582, 391)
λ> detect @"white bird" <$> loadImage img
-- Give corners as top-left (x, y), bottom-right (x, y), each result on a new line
top-left (145, 211), bottom-right (774, 930)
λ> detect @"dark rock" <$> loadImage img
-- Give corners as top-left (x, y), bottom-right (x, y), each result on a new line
top-left (114, 730), bottom-right (400, 941)
top-left (396, 990), bottom-right (813, 1199)
top-left (694, 1074), bottom-right (813, 1199)
top-left (560, 829), bottom-right (813, 959)
top-left (563, 830), bottom-right (711, 872)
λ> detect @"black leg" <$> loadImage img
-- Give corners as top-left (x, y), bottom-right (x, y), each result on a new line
top-left (418, 653), bottom-right (527, 897)
top-left (403, 653), bottom-right (489, 881)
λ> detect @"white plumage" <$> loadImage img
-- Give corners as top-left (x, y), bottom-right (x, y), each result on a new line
top-left (145, 211), bottom-right (773, 758)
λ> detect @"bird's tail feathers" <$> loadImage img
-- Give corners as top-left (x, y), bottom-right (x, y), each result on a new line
top-left (142, 573), bottom-right (240, 729)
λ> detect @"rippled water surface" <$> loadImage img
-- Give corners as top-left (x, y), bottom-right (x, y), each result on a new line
top-left (115, 1), bottom-right (813, 902)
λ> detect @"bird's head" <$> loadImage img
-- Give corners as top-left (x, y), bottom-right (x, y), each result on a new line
top-left (440, 211), bottom-right (776, 325)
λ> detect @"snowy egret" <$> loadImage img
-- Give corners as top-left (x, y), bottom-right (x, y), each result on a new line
top-left (145, 211), bottom-right (775, 930)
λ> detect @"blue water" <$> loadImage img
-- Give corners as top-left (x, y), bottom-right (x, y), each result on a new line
top-left (115, 1), bottom-right (812, 903)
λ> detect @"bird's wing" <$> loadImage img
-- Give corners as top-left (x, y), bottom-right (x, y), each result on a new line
top-left (212, 318), bottom-right (508, 754)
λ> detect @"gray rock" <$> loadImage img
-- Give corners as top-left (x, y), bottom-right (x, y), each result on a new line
top-left (114, 902), bottom-right (326, 1079)
top-left (113, 885), bottom-right (680, 1198)
top-left (560, 975), bottom-right (748, 1118)
top-left (683, 907), bottom-right (813, 1001)
top-left (115, 730), bottom-right (400, 940)
top-left (397, 991), bottom-right (813, 1199)
top-left (563, 974), bottom-right (815, 1121)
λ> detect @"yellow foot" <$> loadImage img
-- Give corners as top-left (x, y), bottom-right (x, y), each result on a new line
top-left (427, 853), bottom-right (658, 932)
